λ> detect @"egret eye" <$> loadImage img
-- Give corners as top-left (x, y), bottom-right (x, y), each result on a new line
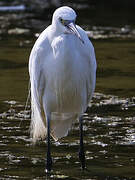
top-left (59, 18), bottom-right (64, 24)
top-left (59, 18), bottom-right (69, 26)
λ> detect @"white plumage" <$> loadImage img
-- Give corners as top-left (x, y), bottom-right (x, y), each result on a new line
top-left (29, 6), bottom-right (96, 143)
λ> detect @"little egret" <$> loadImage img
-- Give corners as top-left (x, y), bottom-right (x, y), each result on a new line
top-left (29, 6), bottom-right (96, 172)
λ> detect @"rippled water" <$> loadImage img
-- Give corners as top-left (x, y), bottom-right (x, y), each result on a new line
top-left (0, 36), bottom-right (135, 179)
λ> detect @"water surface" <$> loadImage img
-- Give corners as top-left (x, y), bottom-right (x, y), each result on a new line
top-left (0, 36), bottom-right (135, 179)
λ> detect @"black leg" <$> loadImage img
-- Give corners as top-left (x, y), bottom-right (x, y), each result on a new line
top-left (79, 115), bottom-right (85, 169)
top-left (46, 116), bottom-right (52, 173)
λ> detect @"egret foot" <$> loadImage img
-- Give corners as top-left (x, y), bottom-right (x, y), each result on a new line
top-left (79, 115), bottom-right (86, 170)
top-left (46, 155), bottom-right (52, 173)
top-left (45, 115), bottom-right (52, 173)
top-left (79, 148), bottom-right (85, 170)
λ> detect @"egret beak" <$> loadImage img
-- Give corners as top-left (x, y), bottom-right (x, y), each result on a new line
top-left (67, 22), bottom-right (84, 44)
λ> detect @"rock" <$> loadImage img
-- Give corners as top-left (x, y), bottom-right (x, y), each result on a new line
top-left (8, 28), bottom-right (30, 35)
top-left (121, 25), bottom-right (131, 34)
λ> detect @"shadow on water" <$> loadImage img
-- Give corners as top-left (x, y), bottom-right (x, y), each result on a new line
top-left (0, 35), bottom-right (135, 178)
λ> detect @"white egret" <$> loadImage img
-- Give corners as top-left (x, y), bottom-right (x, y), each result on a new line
top-left (29, 6), bottom-right (96, 172)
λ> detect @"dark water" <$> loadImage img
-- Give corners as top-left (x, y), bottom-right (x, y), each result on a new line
top-left (0, 36), bottom-right (135, 179)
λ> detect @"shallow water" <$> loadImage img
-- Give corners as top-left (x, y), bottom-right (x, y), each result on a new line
top-left (0, 36), bottom-right (135, 179)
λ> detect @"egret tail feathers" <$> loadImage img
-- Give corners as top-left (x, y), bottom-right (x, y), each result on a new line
top-left (30, 97), bottom-right (47, 143)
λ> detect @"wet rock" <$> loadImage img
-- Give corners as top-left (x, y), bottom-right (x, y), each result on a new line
top-left (121, 25), bottom-right (131, 34)
top-left (86, 26), bottom-right (135, 39)
top-left (8, 28), bottom-right (30, 35)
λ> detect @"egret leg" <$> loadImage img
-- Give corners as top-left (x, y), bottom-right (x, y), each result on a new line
top-left (46, 116), bottom-right (52, 172)
top-left (79, 115), bottom-right (85, 169)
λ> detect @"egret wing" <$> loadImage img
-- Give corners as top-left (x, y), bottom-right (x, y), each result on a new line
top-left (77, 25), bottom-right (97, 102)
top-left (29, 28), bottom-right (50, 141)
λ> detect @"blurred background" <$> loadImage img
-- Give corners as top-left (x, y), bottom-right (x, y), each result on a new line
top-left (0, 0), bottom-right (135, 101)
top-left (0, 1), bottom-right (135, 180)
top-left (0, 0), bottom-right (135, 36)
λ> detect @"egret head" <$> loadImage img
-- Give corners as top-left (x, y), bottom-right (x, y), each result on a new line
top-left (52, 6), bottom-right (84, 43)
